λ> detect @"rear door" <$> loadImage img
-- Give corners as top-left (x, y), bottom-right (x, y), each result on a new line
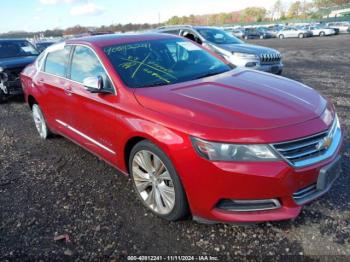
top-left (35, 45), bottom-right (73, 131)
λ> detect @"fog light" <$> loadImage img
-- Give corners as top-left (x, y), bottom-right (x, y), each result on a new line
top-left (216, 199), bottom-right (281, 212)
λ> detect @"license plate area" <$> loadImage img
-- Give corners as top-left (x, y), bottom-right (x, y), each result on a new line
top-left (317, 156), bottom-right (342, 190)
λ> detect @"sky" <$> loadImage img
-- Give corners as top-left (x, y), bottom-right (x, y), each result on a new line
top-left (0, 0), bottom-right (291, 33)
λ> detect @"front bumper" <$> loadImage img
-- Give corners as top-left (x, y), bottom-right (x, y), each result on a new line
top-left (174, 139), bottom-right (343, 223)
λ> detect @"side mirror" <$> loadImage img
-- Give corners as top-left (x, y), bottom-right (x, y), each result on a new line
top-left (83, 76), bottom-right (112, 94)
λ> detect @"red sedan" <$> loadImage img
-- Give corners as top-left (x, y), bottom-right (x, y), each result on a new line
top-left (20, 34), bottom-right (343, 223)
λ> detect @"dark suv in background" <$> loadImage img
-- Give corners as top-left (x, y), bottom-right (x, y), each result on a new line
top-left (156, 26), bottom-right (283, 74)
top-left (0, 39), bottom-right (39, 102)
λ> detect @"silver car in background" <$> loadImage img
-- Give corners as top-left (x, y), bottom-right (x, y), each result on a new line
top-left (277, 27), bottom-right (313, 39)
top-left (303, 25), bottom-right (336, 36)
top-left (157, 26), bottom-right (283, 74)
top-left (327, 22), bottom-right (350, 34)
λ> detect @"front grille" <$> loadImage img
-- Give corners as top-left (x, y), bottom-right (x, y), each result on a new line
top-left (272, 115), bottom-right (341, 168)
top-left (273, 131), bottom-right (329, 163)
top-left (260, 53), bottom-right (281, 64)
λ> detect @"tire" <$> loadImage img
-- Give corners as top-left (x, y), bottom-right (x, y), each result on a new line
top-left (260, 35), bottom-right (264, 39)
top-left (129, 140), bottom-right (189, 221)
top-left (32, 104), bottom-right (51, 139)
top-left (279, 34), bottom-right (284, 39)
top-left (319, 31), bottom-right (325, 37)
top-left (244, 36), bottom-right (248, 40)
top-left (299, 33), bottom-right (304, 39)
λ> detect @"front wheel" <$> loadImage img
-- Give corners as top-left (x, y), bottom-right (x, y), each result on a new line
top-left (319, 31), bottom-right (325, 37)
top-left (32, 104), bottom-right (51, 139)
top-left (129, 140), bottom-right (189, 221)
top-left (279, 34), bottom-right (285, 39)
top-left (299, 33), bottom-right (304, 39)
top-left (260, 35), bottom-right (264, 39)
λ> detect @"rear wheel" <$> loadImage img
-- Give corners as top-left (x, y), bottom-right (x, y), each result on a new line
top-left (260, 35), bottom-right (264, 39)
top-left (319, 31), bottom-right (325, 37)
top-left (279, 34), bottom-right (285, 39)
top-left (244, 36), bottom-right (249, 40)
top-left (299, 33), bottom-right (304, 39)
top-left (32, 104), bottom-right (51, 139)
top-left (129, 140), bottom-right (189, 221)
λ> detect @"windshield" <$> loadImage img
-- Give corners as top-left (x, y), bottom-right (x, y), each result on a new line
top-left (104, 38), bottom-right (233, 88)
top-left (196, 28), bottom-right (244, 45)
top-left (0, 41), bottom-right (39, 59)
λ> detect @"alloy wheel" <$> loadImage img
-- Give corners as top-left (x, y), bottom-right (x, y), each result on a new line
top-left (132, 150), bottom-right (175, 215)
top-left (32, 104), bottom-right (48, 139)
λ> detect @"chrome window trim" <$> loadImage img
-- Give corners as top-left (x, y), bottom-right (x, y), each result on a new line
top-left (39, 42), bottom-right (117, 95)
top-left (56, 119), bottom-right (116, 155)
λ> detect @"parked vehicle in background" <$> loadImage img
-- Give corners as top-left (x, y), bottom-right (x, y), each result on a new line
top-left (317, 24), bottom-right (339, 35)
top-left (157, 26), bottom-right (283, 74)
top-left (0, 39), bottom-right (39, 102)
top-left (224, 28), bottom-right (245, 38)
top-left (242, 28), bottom-right (274, 39)
top-left (267, 25), bottom-right (285, 37)
top-left (302, 25), bottom-right (336, 36)
top-left (21, 34), bottom-right (343, 223)
top-left (35, 41), bottom-right (56, 53)
top-left (326, 22), bottom-right (350, 34)
top-left (256, 27), bottom-right (277, 38)
top-left (277, 27), bottom-right (313, 39)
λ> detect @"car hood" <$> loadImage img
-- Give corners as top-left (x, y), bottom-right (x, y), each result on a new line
top-left (0, 56), bottom-right (37, 70)
top-left (134, 69), bottom-right (327, 131)
top-left (214, 43), bottom-right (279, 55)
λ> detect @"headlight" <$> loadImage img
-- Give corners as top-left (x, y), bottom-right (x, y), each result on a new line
top-left (191, 137), bottom-right (278, 161)
top-left (232, 52), bottom-right (258, 59)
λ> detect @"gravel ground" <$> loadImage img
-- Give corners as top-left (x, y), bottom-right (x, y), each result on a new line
top-left (0, 34), bottom-right (349, 261)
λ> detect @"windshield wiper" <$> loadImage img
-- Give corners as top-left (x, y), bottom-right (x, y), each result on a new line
top-left (136, 81), bottom-right (170, 88)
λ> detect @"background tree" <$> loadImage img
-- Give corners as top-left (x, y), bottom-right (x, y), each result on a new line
top-left (272, 0), bottom-right (286, 19)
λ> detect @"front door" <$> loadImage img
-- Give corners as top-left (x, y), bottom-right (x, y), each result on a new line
top-left (65, 45), bottom-right (120, 163)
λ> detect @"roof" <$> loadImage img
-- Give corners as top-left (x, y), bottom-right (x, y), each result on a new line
top-left (65, 33), bottom-right (179, 47)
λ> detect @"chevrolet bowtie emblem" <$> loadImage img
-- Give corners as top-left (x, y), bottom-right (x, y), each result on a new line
top-left (316, 137), bottom-right (333, 150)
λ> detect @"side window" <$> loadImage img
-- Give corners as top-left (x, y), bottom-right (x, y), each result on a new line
top-left (70, 46), bottom-right (112, 90)
top-left (181, 30), bottom-right (202, 45)
top-left (44, 46), bottom-right (71, 77)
